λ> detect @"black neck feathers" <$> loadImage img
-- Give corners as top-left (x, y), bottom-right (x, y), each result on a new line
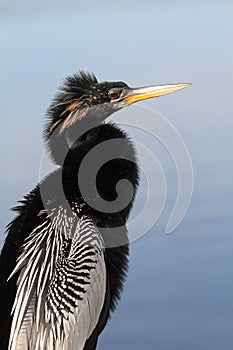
top-left (62, 123), bottom-right (139, 224)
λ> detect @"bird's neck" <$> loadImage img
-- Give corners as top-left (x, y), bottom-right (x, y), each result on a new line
top-left (61, 122), bottom-right (139, 222)
top-left (46, 104), bottom-right (122, 166)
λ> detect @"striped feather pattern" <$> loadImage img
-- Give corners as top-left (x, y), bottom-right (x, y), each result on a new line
top-left (8, 204), bottom-right (106, 350)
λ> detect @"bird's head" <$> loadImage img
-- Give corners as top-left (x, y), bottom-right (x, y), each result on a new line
top-left (45, 70), bottom-right (190, 164)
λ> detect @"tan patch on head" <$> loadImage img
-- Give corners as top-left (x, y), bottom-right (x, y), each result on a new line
top-left (59, 107), bottom-right (87, 135)
top-left (63, 101), bottom-right (80, 115)
top-left (49, 98), bottom-right (86, 134)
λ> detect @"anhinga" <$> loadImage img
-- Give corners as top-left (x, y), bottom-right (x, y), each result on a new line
top-left (0, 71), bottom-right (190, 350)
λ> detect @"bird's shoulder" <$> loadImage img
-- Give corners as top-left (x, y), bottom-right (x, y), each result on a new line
top-left (1, 168), bottom-right (129, 349)
top-left (4, 183), bottom-right (107, 349)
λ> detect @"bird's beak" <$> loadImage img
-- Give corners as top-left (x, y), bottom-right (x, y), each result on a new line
top-left (124, 83), bottom-right (191, 105)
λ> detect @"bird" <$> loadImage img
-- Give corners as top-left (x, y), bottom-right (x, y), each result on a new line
top-left (0, 71), bottom-right (190, 350)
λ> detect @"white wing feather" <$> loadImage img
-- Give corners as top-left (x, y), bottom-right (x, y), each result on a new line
top-left (8, 208), bottom-right (106, 350)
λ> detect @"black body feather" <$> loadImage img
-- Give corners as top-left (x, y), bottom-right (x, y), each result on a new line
top-left (0, 71), bottom-right (139, 350)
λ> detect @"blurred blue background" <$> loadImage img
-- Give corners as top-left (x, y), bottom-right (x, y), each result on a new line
top-left (1, 1), bottom-right (232, 349)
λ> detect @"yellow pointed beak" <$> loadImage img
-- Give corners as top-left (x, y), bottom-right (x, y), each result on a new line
top-left (124, 83), bottom-right (191, 105)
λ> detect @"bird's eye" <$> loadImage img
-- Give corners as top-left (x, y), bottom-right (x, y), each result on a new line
top-left (109, 90), bottom-right (121, 100)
